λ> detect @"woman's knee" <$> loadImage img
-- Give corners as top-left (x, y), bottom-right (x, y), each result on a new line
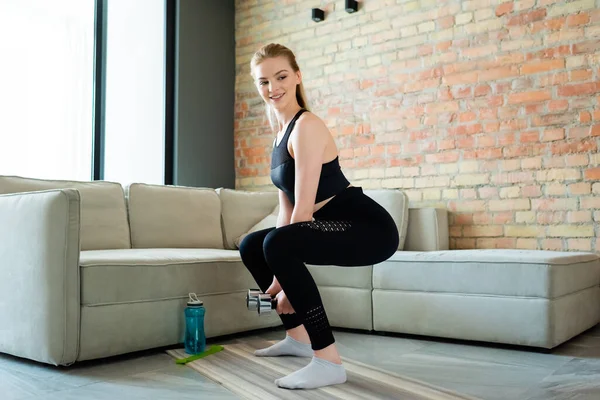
top-left (239, 231), bottom-right (266, 265)
top-left (262, 228), bottom-right (291, 266)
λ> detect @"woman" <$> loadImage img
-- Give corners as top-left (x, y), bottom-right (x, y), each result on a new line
top-left (239, 43), bottom-right (399, 390)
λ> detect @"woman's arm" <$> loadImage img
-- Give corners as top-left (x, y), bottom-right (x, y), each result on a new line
top-left (290, 115), bottom-right (329, 224)
top-left (268, 189), bottom-right (294, 295)
top-left (276, 189), bottom-right (293, 228)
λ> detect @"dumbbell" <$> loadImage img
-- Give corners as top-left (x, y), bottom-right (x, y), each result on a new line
top-left (246, 288), bottom-right (278, 316)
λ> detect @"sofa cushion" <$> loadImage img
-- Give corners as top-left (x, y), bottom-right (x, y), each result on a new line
top-left (0, 175), bottom-right (130, 250)
top-left (307, 265), bottom-right (372, 289)
top-left (374, 249), bottom-right (600, 299)
top-left (217, 188), bottom-right (278, 250)
top-left (79, 248), bottom-right (251, 305)
top-left (234, 204), bottom-right (279, 248)
top-left (372, 285), bottom-right (600, 349)
top-left (79, 248), bottom-right (373, 306)
top-left (364, 189), bottom-right (409, 250)
top-left (126, 183), bottom-right (223, 249)
top-left (404, 208), bottom-right (449, 251)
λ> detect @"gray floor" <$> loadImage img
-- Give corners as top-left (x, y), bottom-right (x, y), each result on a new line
top-left (1, 324), bottom-right (599, 400)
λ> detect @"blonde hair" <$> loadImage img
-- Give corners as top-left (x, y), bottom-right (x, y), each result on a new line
top-left (250, 43), bottom-right (310, 132)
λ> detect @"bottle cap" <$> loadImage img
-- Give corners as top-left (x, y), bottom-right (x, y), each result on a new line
top-left (187, 293), bottom-right (204, 306)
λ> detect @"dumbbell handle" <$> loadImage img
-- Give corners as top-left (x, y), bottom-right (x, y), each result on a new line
top-left (257, 293), bottom-right (277, 314)
top-left (247, 289), bottom-right (278, 315)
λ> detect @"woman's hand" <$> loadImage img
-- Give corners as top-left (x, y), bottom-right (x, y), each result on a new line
top-left (275, 290), bottom-right (295, 314)
top-left (265, 276), bottom-right (282, 296)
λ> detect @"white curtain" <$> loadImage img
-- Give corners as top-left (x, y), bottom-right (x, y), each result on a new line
top-left (0, 0), bottom-right (95, 180)
top-left (103, 0), bottom-right (166, 185)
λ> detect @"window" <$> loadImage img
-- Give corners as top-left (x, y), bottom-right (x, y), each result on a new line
top-left (0, 0), bottom-right (95, 181)
top-left (103, 0), bottom-right (166, 185)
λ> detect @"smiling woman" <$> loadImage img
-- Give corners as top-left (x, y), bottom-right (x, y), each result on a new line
top-left (238, 43), bottom-right (401, 391)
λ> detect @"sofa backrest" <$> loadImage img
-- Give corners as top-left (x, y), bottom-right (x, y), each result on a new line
top-left (126, 183), bottom-right (224, 249)
top-left (217, 188), bottom-right (279, 250)
top-left (0, 175), bottom-right (131, 250)
top-left (405, 208), bottom-right (449, 251)
top-left (217, 188), bottom-right (449, 252)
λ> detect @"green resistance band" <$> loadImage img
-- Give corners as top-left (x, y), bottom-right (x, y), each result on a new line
top-left (175, 345), bottom-right (224, 365)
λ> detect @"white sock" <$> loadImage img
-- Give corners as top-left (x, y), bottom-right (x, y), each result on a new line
top-left (275, 356), bottom-right (347, 389)
top-left (254, 335), bottom-right (313, 357)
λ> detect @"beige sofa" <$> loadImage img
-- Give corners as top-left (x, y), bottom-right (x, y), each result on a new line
top-left (0, 175), bottom-right (599, 367)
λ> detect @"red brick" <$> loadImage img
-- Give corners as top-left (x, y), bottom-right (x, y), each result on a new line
top-left (438, 16), bottom-right (455, 29)
top-left (477, 135), bottom-right (496, 147)
top-left (521, 131), bottom-right (540, 143)
top-left (467, 123), bottom-right (483, 135)
top-left (455, 239), bottom-right (475, 249)
top-left (495, 82), bottom-right (512, 94)
top-left (558, 82), bottom-right (600, 97)
top-left (521, 59), bottom-right (564, 75)
top-left (479, 186), bottom-right (499, 198)
top-left (539, 72), bottom-right (569, 87)
top-left (585, 168), bottom-right (600, 180)
top-left (498, 132), bottom-right (516, 145)
top-left (443, 72), bottom-right (479, 85)
top-left (453, 87), bottom-right (473, 99)
top-left (573, 40), bottom-right (600, 54)
top-left (541, 239), bottom-right (563, 251)
top-left (532, 17), bottom-right (565, 33)
top-left (488, 96), bottom-right (504, 107)
top-left (457, 137), bottom-right (476, 148)
top-left (464, 148), bottom-right (503, 159)
top-left (436, 41), bottom-right (453, 52)
top-left (503, 143), bottom-right (547, 157)
top-left (426, 151), bottom-right (460, 164)
top-left (533, 113), bottom-right (576, 127)
top-left (526, 45), bottom-right (570, 61)
top-left (459, 111), bottom-right (477, 123)
top-left (569, 127), bottom-right (591, 139)
top-left (500, 119), bottom-right (527, 131)
top-left (480, 108), bottom-right (498, 120)
top-left (541, 128), bottom-right (565, 142)
top-left (496, 2), bottom-right (513, 17)
top-left (522, 185), bottom-right (542, 197)
top-left (548, 100), bottom-right (568, 112)
top-left (527, 103), bottom-right (545, 115)
top-left (508, 90), bottom-right (551, 104)
top-left (479, 67), bottom-right (519, 82)
top-left (551, 140), bottom-right (597, 155)
top-left (580, 111), bottom-right (592, 123)
top-left (360, 80), bottom-right (375, 89)
top-left (570, 69), bottom-right (593, 82)
top-left (455, 214), bottom-right (474, 225)
top-left (475, 84), bottom-right (492, 97)
top-left (507, 9), bottom-right (547, 26)
top-left (566, 154), bottom-right (590, 167)
top-left (438, 139), bottom-right (456, 150)
top-left (485, 122), bottom-right (500, 133)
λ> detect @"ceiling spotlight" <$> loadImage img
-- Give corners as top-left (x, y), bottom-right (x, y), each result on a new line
top-left (345, 0), bottom-right (358, 13)
top-left (312, 8), bottom-right (324, 22)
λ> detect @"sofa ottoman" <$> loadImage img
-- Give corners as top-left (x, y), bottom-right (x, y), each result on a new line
top-left (373, 249), bottom-right (600, 349)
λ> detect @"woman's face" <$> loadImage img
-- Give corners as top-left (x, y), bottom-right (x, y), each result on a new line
top-left (253, 56), bottom-right (301, 111)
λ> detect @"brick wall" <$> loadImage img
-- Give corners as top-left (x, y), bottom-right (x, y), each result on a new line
top-left (234, 0), bottom-right (600, 252)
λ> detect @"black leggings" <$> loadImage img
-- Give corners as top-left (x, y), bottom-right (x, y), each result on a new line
top-left (239, 186), bottom-right (399, 350)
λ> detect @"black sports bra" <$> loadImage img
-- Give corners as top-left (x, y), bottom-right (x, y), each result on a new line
top-left (270, 109), bottom-right (350, 205)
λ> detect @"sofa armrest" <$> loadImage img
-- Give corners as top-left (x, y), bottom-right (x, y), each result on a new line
top-left (403, 208), bottom-right (449, 251)
top-left (0, 189), bottom-right (81, 365)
